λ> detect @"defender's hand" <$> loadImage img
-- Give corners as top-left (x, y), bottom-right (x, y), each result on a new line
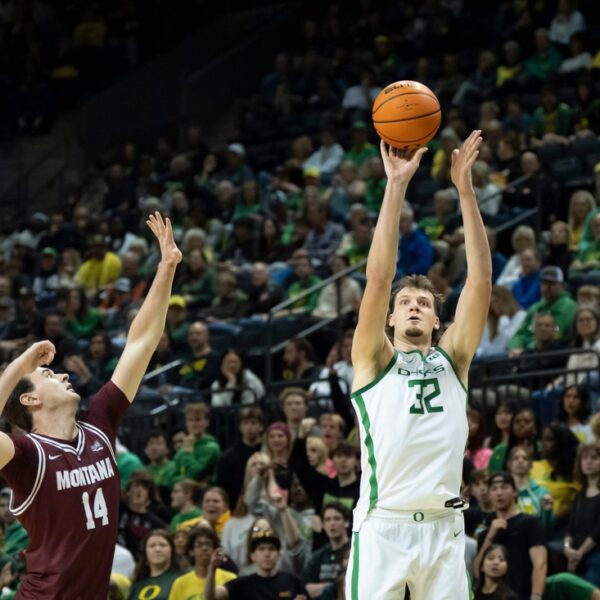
top-left (147, 211), bottom-right (182, 268)
top-left (450, 130), bottom-right (483, 193)
top-left (18, 341), bottom-right (56, 376)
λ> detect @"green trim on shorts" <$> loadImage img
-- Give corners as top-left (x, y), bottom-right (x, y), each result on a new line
top-left (353, 393), bottom-right (378, 510)
top-left (350, 351), bottom-right (398, 398)
top-left (466, 569), bottom-right (473, 599)
top-left (434, 345), bottom-right (468, 395)
top-left (351, 532), bottom-right (360, 600)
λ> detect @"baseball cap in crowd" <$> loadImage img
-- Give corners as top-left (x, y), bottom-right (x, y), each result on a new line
top-left (540, 266), bottom-right (564, 283)
top-left (303, 167), bottom-right (321, 179)
top-left (168, 295), bottom-right (186, 309)
top-left (113, 278), bottom-right (131, 294)
top-left (40, 247), bottom-right (59, 258)
top-left (227, 143), bottom-right (246, 157)
top-left (250, 528), bottom-right (281, 552)
top-left (487, 471), bottom-right (517, 490)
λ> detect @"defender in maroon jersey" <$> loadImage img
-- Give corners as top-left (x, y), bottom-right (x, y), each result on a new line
top-left (0, 213), bottom-right (181, 599)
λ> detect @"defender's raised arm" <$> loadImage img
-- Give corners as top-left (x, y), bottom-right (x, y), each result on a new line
top-left (111, 212), bottom-right (182, 401)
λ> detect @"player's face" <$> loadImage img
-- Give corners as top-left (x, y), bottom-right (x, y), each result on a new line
top-left (27, 367), bottom-right (80, 408)
top-left (145, 535), bottom-right (172, 568)
top-left (323, 509), bottom-right (347, 539)
top-left (389, 288), bottom-right (439, 342)
top-left (482, 548), bottom-right (508, 579)
top-left (488, 482), bottom-right (516, 510)
top-left (251, 543), bottom-right (279, 571)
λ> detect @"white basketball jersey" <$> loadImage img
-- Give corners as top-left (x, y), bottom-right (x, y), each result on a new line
top-left (351, 347), bottom-right (468, 530)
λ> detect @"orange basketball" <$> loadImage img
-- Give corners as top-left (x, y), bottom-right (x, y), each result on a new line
top-left (372, 80), bottom-right (441, 149)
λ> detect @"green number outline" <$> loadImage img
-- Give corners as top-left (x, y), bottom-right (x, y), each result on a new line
top-left (408, 378), bottom-right (442, 414)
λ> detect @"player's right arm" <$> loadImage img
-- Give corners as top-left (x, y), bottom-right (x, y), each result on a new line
top-left (351, 142), bottom-right (427, 390)
top-left (0, 341), bottom-right (56, 469)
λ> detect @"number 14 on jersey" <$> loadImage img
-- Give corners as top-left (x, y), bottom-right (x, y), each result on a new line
top-left (81, 488), bottom-right (109, 530)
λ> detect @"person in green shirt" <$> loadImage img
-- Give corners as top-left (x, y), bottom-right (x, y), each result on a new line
top-left (116, 439), bottom-right (145, 490)
top-left (0, 491), bottom-right (28, 566)
top-left (280, 256), bottom-right (321, 316)
top-left (418, 188), bottom-right (457, 241)
top-left (544, 573), bottom-right (600, 600)
top-left (508, 266), bottom-right (577, 354)
top-left (531, 85), bottom-right (573, 140)
top-left (569, 212), bottom-right (600, 287)
top-left (173, 249), bottom-right (217, 310)
top-left (525, 28), bottom-right (562, 82)
top-left (173, 403), bottom-right (221, 482)
top-left (169, 480), bottom-right (203, 532)
top-left (145, 431), bottom-right (177, 492)
top-left (64, 287), bottom-right (103, 339)
top-left (364, 156), bottom-right (387, 214)
top-left (129, 529), bottom-right (181, 600)
top-left (488, 407), bottom-right (541, 473)
top-left (507, 445), bottom-right (555, 530)
top-left (344, 121), bottom-right (378, 167)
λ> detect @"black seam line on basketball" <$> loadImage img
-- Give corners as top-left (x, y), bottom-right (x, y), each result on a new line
top-left (373, 109), bottom-right (441, 124)
top-left (372, 92), bottom-right (439, 116)
top-left (374, 124), bottom-right (440, 144)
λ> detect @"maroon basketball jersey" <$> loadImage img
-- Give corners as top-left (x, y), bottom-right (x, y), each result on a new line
top-left (0, 381), bottom-right (130, 599)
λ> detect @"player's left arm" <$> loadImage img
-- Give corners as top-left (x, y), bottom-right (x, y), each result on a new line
top-left (438, 131), bottom-right (492, 384)
top-left (529, 544), bottom-right (547, 597)
top-left (111, 213), bottom-right (182, 402)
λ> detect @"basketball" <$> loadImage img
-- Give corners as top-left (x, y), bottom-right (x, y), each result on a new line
top-left (372, 80), bottom-right (442, 149)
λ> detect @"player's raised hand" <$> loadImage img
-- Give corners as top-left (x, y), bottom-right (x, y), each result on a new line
top-left (379, 141), bottom-right (428, 186)
top-left (18, 341), bottom-right (56, 375)
top-left (146, 211), bottom-right (182, 268)
top-left (450, 130), bottom-right (483, 193)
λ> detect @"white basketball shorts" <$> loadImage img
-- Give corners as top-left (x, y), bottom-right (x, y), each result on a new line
top-left (345, 508), bottom-right (472, 599)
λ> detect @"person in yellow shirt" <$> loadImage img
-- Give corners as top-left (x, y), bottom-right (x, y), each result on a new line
top-left (169, 525), bottom-right (236, 600)
top-left (75, 234), bottom-right (122, 292)
top-left (531, 423), bottom-right (581, 522)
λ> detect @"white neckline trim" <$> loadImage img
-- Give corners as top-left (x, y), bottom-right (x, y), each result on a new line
top-left (30, 425), bottom-right (85, 456)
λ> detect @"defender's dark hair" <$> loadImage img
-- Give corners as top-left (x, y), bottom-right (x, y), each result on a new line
top-left (3, 377), bottom-right (34, 432)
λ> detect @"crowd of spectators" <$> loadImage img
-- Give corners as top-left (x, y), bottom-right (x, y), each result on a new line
top-left (1, 0), bottom-right (600, 598)
top-left (0, 0), bottom-right (215, 136)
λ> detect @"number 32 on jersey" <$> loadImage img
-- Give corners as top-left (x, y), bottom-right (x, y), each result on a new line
top-left (408, 378), bottom-right (443, 414)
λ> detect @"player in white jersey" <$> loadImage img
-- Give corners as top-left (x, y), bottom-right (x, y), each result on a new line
top-left (345, 131), bottom-right (491, 600)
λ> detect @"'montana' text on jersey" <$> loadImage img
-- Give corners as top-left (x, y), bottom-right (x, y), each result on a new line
top-left (56, 457), bottom-right (115, 490)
